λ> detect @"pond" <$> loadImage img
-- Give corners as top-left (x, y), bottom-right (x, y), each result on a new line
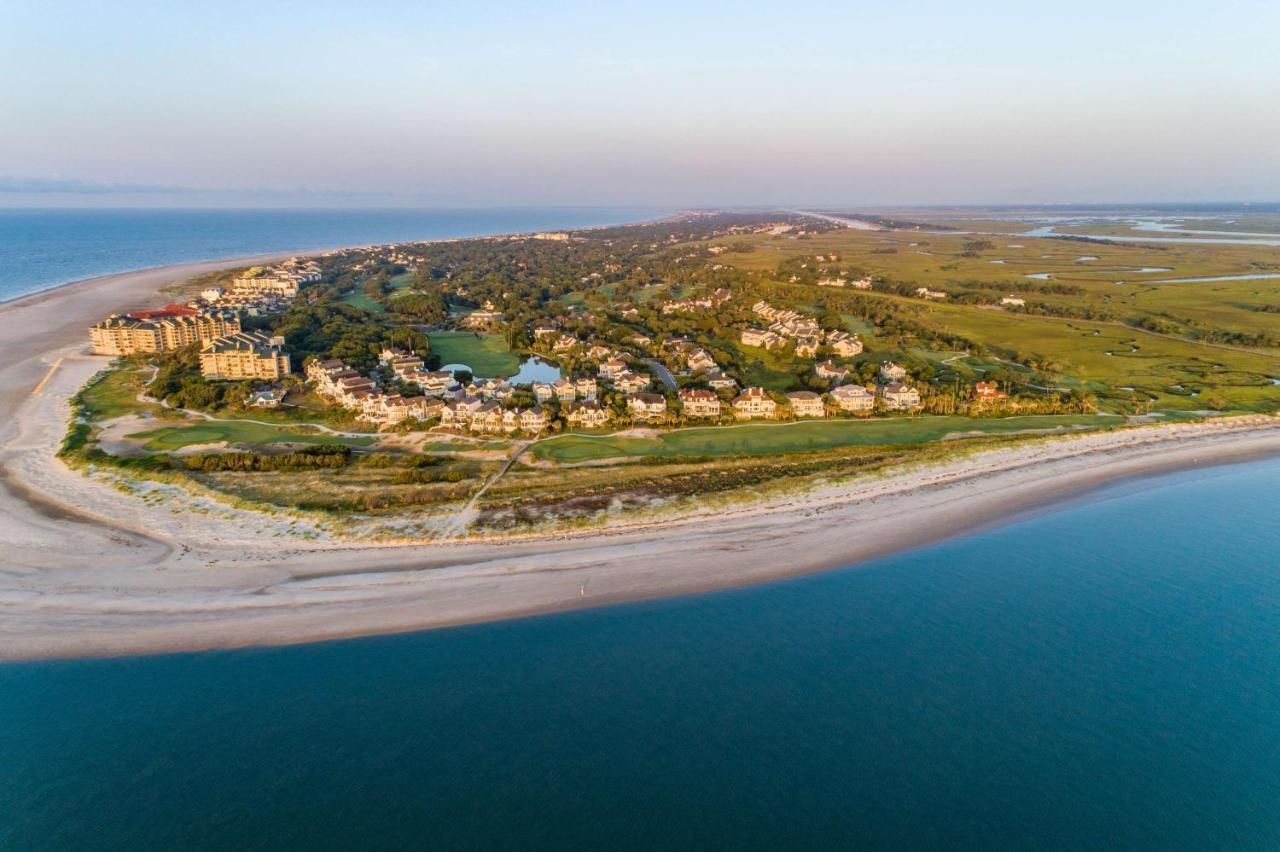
top-left (440, 356), bottom-right (562, 385)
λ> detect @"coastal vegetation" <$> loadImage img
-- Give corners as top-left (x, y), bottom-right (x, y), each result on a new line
top-left (67, 210), bottom-right (1280, 535)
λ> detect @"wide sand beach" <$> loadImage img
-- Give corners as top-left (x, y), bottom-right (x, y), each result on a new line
top-left (3, 253), bottom-right (1280, 661)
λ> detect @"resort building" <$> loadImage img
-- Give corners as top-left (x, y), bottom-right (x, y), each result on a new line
top-left (89, 306), bottom-right (241, 356)
top-left (741, 328), bottom-right (784, 350)
top-left (678, 388), bottom-right (722, 418)
top-left (627, 393), bottom-right (668, 421)
top-left (975, 381), bottom-right (1007, 400)
top-left (880, 382), bottom-right (922, 410)
top-left (733, 387), bottom-right (777, 419)
top-left (786, 391), bottom-right (826, 418)
top-left (460, 310), bottom-right (503, 329)
top-left (199, 332), bottom-right (291, 381)
top-left (826, 330), bottom-right (864, 357)
top-left (830, 384), bottom-right (875, 413)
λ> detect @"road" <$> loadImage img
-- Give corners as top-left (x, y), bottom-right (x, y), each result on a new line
top-left (644, 358), bottom-right (678, 391)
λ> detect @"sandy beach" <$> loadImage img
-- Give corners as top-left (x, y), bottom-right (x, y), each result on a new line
top-left (3, 256), bottom-right (1280, 661)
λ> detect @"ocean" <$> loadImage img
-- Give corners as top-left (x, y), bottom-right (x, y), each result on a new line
top-left (0, 207), bottom-right (669, 302)
top-left (3, 458), bottom-right (1279, 850)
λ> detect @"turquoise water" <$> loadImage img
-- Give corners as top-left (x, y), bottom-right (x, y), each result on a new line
top-left (0, 207), bottom-right (666, 302)
top-left (3, 459), bottom-right (1280, 849)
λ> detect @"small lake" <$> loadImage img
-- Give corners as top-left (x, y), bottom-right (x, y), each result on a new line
top-left (441, 356), bottom-right (561, 385)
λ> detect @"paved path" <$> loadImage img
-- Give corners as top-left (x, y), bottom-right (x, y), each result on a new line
top-left (644, 358), bottom-right (678, 391)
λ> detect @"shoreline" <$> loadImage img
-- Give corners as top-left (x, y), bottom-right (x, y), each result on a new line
top-left (3, 231), bottom-right (1280, 662)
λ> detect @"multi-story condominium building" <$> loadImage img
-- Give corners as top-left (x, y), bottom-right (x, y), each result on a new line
top-left (879, 382), bottom-right (922, 410)
top-left (830, 384), bottom-right (876, 412)
top-left (793, 336), bottom-right (820, 358)
top-left (678, 388), bottom-right (721, 418)
top-left (786, 391), bottom-right (826, 418)
top-left (827, 330), bottom-right (864, 357)
top-left (231, 272), bottom-right (300, 299)
top-left (89, 306), bottom-right (241, 356)
top-left (199, 332), bottom-right (291, 381)
top-left (732, 386), bottom-right (777, 419)
top-left (627, 393), bottom-right (668, 421)
top-left (741, 328), bottom-right (784, 349)
top-left (565, 400), bottom-right (609, 428)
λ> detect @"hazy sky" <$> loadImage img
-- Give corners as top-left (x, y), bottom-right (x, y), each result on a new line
top-left (2, 0), bottom-right (1278, 207)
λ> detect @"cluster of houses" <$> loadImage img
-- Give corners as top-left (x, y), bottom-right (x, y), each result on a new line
top-left (200, 258), bottom-right (321, 315)
top-left (306, 357), bottom-right (444, 426)
top-left (817, 275), bottom-right (873, 289)
top-left (658, 288), bottom-right (732, 315)
top-left (305, 349), bottom-right (559, 433)
top-left (740, 301), bottom-right (862, 360)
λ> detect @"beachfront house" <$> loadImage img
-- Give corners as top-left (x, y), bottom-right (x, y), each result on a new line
top-left (880, 383), bottom-right (922, 410)
top-left (565, 400), bottom-right (609, 428)
top-left (733, 387), bottom-right (777, 419)
top-left (627, 393), bottom-right (667, 421)
top-left (786, 390), bottom-right (826, 418)
top-left (830, 384), bottom-right (875, 413)
top-left (678, 388), bottom-right (722, 418)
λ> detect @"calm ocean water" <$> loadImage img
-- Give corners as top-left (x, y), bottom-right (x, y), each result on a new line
top-left (0, 207), bottom-right (668, 302)
top-left (3, 459), bottom-right (1279, 850)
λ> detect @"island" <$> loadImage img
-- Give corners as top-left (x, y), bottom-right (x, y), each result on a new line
top-left (4, 210), bottom-right (1280, 659)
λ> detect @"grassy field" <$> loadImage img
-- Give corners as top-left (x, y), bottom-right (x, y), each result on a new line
top-left (129, 421), bottom-right (376, 451)
top-left (704, 226), bottom-right (1280, 412)
top-left (426, 332), bottom-right (522, 376)
top-left (340, 272), bottom-right (415, 313)
top-left (76, 365), bottom-right (164, 420)
top-left (531, 414), bottom-right (1124, 463)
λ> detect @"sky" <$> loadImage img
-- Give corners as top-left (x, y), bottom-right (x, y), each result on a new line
top-left (2, 0), bottom-right (1278, 207)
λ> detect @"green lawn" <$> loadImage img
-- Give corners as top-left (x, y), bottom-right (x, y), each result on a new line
top-left (531, 414), bottom-right (1124, 463)
top-left (341, 272), bottom-right (415, 313)
top-left (77, 366), bottom-right (162, 420)
top-left (427, 332), bottom-right (522, 376)
top-left (129, 421), bottom-right (376, 451)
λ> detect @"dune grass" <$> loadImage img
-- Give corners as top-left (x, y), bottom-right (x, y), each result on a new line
top-left (531, 414), bottom-right (1124, 463)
